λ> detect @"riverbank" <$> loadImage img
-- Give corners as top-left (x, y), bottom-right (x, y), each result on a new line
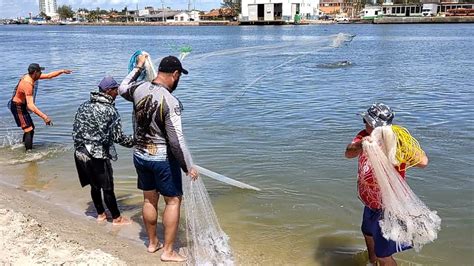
top-left (0, 184), bottom-right (182, 265)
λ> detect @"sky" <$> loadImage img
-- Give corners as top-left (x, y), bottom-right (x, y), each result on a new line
top-left (0, 0), bottom-right (222, 18)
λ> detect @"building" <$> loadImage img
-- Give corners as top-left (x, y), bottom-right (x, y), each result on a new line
top-left (39, 0), bottom-right (57, 17)
top-left (174, 11), bottom-right (201, 22)
top-left (241, 0), bottom-right (319, 23)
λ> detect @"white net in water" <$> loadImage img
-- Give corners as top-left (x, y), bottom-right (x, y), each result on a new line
top-left (362, 126), bottom-right (441, 252)
top-left (182, 177), bottom-right (234, 265)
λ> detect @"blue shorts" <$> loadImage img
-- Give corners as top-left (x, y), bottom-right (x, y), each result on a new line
top-left (361, 206), bottom-right (411, 258)
top-left (133, 154), bottom-right (183, 197)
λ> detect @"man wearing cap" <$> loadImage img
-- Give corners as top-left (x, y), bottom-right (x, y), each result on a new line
top-left (9, 63), bottom-right (72, 150)
top-left (119, 55), bottom-right (198, 261)
top-left (345, 103), bottom-right (429, 266)
top-left (72, 76), bottom-right (134, 225)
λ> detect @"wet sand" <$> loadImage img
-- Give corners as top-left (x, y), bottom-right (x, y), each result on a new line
top-left (0, 185), bottom-right (183, 265)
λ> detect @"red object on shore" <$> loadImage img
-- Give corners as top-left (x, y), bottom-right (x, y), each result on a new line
top-left (446, 8), bottom-right (474, 16)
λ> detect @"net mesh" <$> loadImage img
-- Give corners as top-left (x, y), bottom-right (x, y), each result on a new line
top-left (362, 126), bottom-right (441, 252)
top-left (182, 177), bottom-right (234, 265)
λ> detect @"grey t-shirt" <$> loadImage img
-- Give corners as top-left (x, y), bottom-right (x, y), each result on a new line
top-left (119, 68), bottom-right (193, 172)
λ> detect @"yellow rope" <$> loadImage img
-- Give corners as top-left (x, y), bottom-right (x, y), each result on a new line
top-left (392, 125), bottom-right (425, 170)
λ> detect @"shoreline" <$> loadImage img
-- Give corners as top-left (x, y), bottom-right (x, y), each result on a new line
top-left (0, 183), bottom-right (182, 265)
top-left (4, 16), bottom-right (473, 26)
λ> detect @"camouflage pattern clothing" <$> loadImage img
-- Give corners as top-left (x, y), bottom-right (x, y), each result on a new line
top-left (72, 91), bottom-right (133, 161)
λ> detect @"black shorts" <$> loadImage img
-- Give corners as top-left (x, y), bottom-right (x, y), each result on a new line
top-left (133, 154), bottom-right (183, 197)
top-left (10, 101), bottom-right (34, 130)
top-left (74, 146), bottom-right (114, 190)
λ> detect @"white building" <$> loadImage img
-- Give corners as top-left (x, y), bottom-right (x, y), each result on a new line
top-left (241, 0), bottom-right (319, 22)
top-left (174, 11), bottom-right (201, 22)
top-left (39, 0), bottom-right (57, 17)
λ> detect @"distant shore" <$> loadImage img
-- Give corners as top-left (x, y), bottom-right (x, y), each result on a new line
top-left (4, 16), bottom-right (473, 27)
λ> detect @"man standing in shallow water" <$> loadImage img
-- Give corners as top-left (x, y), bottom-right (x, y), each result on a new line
top-left (9, 63), bottom-right (71, 150)
top-left (119, 54), bottom-right (198, 262)
top-left (72, 76), bottom-right (133, 225)
top-left (345, 103), bottom-right (429, 266)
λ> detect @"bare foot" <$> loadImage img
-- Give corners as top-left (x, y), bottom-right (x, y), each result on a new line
top-left (161, 250), bottom-right (187, 262)
top-left (97, 213), bottom-right (107, 223)
top-left (147, 240), bottom-right (164, 253)
top-left (112, 216), bottom-right (132, 225)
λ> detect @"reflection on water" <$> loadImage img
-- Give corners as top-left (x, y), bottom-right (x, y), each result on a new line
top-left (21, 162), bottom-right (55, 190)
top-left (315, 234), bottom-right (367, 266)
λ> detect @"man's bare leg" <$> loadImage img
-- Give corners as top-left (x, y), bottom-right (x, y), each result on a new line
top-left (378, 256), bottom-right (397, 266)
top-left (364, 234), bottom-right (377, 264)
top-left (160, 196), bottom-right (186, 262)
top-left (143, 190), bottom-right (162, 253)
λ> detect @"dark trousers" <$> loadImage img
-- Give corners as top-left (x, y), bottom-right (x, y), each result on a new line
top-left (90, 186), bottom-right (121, 219)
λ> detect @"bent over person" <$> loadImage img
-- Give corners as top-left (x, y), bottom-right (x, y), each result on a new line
top-left (72, 76), bottom-right (133, 225)
top-left (9, 63), bottom-right (71, 150)
top-left (345, 103), bottom-right (429, 266)
top-left (119, 55), bottom-right (198, 262)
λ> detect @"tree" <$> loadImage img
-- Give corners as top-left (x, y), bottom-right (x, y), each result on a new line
top-left (39, 11), bottom-right (51, 21)
top-left (221, 0), bottom-right (241, 14)
top-left (57, 5), bottom-right (74, 19)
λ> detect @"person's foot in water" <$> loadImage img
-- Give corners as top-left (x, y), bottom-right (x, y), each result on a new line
top-left (97, 213), bottom-right (107, 223)
top-left (161, 250), bottom-right (186, 262)
top-left (147, 237), bottom-right (164, 253)
top-left (112, 215), bottom-right (132, 225)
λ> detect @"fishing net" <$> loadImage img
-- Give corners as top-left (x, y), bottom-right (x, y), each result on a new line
top-left (182, 177), bottom-right (234, 265)
top-left (128, 52), bottom-right (234, 264)
top-left (362, 126), bottom-right (441, 252)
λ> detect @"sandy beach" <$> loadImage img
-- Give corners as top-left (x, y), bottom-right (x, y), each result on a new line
top-left (0, 184), bottom-right (182, 265)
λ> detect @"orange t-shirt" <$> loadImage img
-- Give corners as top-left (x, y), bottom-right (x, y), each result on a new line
top-left (11, 75), bottom-right (47, 120)
top-left (12, 76), bottom-right (35, 105)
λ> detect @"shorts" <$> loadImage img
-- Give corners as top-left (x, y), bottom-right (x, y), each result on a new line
top-left (133, 154), bottom-right (182, 197)
top-left (10, 101), bottom-right (34, 130)
top-left (74, 146), bottom-right (114, 190)
top-left (361, 206), bottom-right (412, 258)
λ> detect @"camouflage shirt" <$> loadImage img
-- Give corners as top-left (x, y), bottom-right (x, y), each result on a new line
top-left (72, 91), bottom-right (133, 161)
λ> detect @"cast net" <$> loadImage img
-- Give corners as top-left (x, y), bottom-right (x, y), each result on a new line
top-left (362, 126), bottom-right (441, 252)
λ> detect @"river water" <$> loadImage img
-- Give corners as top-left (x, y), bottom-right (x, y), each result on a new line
top-left (0, 24), bottom-right (472, 265)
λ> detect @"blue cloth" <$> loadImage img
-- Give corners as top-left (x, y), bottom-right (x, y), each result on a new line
top-left (128, 50), bottom-right (147, 81)
top-left (133, 154), bottom-right (183, 197)
top-left (361, 206), bottom-right (412, 258)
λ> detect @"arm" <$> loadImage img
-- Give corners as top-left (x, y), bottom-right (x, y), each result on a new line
top-left (415, 151), bottom-right (429, 168)
top-left (39, 69), bottom-right (72, 79)
top-left (118, 68), bottom-right (145, 102)
top-left (345, 140), bottom-right (363, 158)
top-left (163, 98), bottom-right (193, 175)
top-left (24, 83), bottom-right (51, 124)
top-left (118, 54), bottom-right (147, 102)
top-left (345, 130), bottom-right (369, 159)
top-left (110, 110), bottom-right (134, 148)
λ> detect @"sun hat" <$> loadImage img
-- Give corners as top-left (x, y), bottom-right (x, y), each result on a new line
top-left (361, 103), bottom-right (394, 128)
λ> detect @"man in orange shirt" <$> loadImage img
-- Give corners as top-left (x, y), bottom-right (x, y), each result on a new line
top-left (9, 63), bottom-right (72, 150)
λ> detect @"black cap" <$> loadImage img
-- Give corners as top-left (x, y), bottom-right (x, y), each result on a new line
top-left (158, 56), bottom-right (188, 75)
top-left (28, 63), bottom-right (45, 73)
